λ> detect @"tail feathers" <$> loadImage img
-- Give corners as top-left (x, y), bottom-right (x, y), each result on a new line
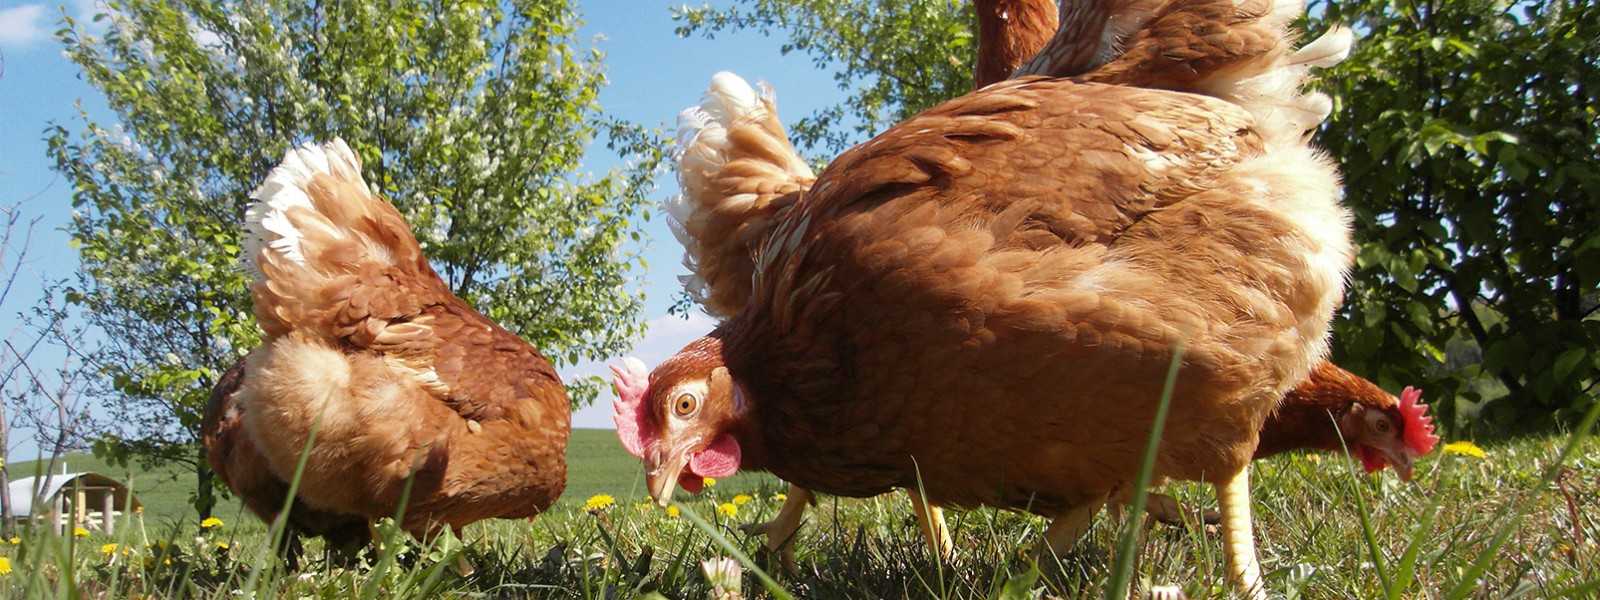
top-left (243, 139), bottom-right (443, 339)
top-left (669, 72), bottom-right (816, 318)
top-left (1033, 0), bottom-right (1349, 145)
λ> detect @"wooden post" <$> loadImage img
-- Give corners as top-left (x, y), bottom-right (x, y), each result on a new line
top-left (75, 488), bottom-right (86, 531)
top-left (50, 492), bottom-right (63, 535)
top-left (102, 489), bottom-right (115, 534)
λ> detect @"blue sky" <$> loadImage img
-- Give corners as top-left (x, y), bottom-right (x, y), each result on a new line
top-left (0, 1), bottom-right (858, 457)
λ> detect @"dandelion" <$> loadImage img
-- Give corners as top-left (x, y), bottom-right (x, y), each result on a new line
top-left (732, 494), bottom-right (753, 506)
top-left (216, 541), bottom-right (230, 550)
top-left (701, 557), bottom-right (743, 600)
top-left (1443, 441), bottom-right (1486, 458)
top-left (703, 477), bottom-right (717, 488)
top-left (101, 543), bottom-right (120, 556)
top-left (0, 557), bottom-right (10, 575)
top-left (666, 506), bottom-right (681, 518)
top-left (5, 537), bottom-right (16, 544)
top-left (200, 517), bottom-right (224, 530)
top-left (73, 527), bottom-right (90, 538)
top-left (584, 494), bottom-right (615, 512)
top-left (718, 503), bottom-right (738, 518)
top-left (1304, 454), bottom-right (1322, 465)
top-left (774, 493), bottom-right (787, 502)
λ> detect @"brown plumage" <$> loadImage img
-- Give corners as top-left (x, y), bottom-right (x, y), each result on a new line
top-left (622, 1), bottom-right (1353, 594)
top-left (238, 140), bottom-right (569, 540)
top-left (201, 358), bottom-right (370, 566)
top-left (973, 0), bottom-right (1059, 88)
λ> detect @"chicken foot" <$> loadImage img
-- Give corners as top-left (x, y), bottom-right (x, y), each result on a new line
top-left (1033, 494), bottom-right (1109, 561)
top-left (742, 484), bottom-right (957, 569)
top-left (740, 484), bottom-right (813, 572)
top-left (1215, 466), bottom-right (1265, 600)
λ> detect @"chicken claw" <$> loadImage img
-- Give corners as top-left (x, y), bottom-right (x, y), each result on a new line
top-left (740, 485), bottom-right (812, 572)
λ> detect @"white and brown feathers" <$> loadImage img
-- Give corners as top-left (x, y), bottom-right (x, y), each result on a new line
top-left (237, 140), bottom-right (569, 538)
top-left (666, 73), bottom-right (816, 319)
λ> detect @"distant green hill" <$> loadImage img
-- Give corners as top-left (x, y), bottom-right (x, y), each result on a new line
top-left (7, 429), bottom-right (780, 526)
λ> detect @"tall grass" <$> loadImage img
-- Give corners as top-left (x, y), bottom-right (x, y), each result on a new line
top-left (2, 428), bottom-right (1594, 598)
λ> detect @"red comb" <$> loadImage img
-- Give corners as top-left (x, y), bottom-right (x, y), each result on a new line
top-left (1398, 386), bottom-right (1439, 456)
top-left (611, 357), bottom-right (653, 459)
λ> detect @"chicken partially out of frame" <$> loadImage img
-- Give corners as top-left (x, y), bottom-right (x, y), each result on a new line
top-left (619, 0), bottom-right (1357, 593)
top-left (646, 0), bottom-right (1437, 577)
top-left (231, 140), bottom-right (570, 565)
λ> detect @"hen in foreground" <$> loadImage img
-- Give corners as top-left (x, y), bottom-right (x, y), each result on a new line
top-left (202, 358), bottom-right (370, 567)
top-left (621, 0), bottom-right (1352, 595)
top-left (237, 140), bottom-right (570, 545)
top-left (654, 0), bottom-right (1428, 571)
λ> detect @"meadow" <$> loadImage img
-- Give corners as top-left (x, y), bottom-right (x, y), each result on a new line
top-left (1, 428), bottom-right (1595, 598)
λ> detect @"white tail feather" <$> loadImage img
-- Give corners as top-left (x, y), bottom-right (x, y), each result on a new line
top-left (241, 139), bottom-right (367, 277)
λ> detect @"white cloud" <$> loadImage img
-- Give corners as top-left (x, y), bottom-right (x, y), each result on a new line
top-left (0, 5), bottom-right (49, 50)
top-left (568, 311), bottom-right (718, 429)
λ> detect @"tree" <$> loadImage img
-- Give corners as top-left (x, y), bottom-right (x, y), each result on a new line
top-left (1312, 0), bottom-right (1599, 433)
top-left (47, 0), bottom-right (666, 515)
top-left (0, 203), bottom-right (103, 534)
top-left (673, 0), bottom-right (1599, 433)
top-left (673, 0), bottom-right (977, 156)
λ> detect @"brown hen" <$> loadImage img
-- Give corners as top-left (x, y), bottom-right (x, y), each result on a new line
top-left (237, 140), bottom-right (569, 543)
top-left (656, 0), bottom-right (1423, 572)
top-left (620, 1), bottom-right (1354, 594)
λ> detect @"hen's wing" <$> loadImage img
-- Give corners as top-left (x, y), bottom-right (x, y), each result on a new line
top-left (667, 73), bottom-right (816, 318)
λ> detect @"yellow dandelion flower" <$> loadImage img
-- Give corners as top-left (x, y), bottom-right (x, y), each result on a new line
top-left (100, 543), bottom-right (120, 555)
top-left (1442, 441), bottom-right (1485, 458)
top-left (666, 506), bottom-right (681, 518)
top-left (773, 493), bottom-right (787, 502)
top-left (5, 537), bottom-right (16, 544)
top-left (0, 557), bottom-right (10, 575)
top-left (703, 477), bottom-right (717, 488)
top-left (200, 517), bottom-right (224, 529)
top-left (584, 494), bottom-right (615, 511)
top-left (73, 527), bottom-right (89, 538)
top-left (718, 503), bottom-right (738, 518)
top-left (732, 494), bottom-right (752, 505)
top-left (216, 541), bottom-right (230, 550)
top-left (1305, 454), bottom-right (1322, 465)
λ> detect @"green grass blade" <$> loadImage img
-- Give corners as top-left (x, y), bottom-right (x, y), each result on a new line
top-left (672, 500), bottom-right (795, 600)
top-left (1106, 339), bottom-right (1184, 600)
top-left (1445, 396), bottom-right (1600, 600)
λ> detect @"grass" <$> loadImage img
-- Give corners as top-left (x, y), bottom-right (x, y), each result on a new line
top-left (2, 430), bottom-right (1595, 598)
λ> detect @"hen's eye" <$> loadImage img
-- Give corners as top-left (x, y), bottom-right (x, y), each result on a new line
top-left (1374, 419), bottom-right (1392, 434)
top-left (675, 393), bottom-right (698, 417)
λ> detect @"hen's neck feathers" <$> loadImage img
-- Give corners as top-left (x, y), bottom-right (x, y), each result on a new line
top-left (1255, 362), bottom-right (1395, 457)
top-left (974, 0), bottom-right (1060, 89)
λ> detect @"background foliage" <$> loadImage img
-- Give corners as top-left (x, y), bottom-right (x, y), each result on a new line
top-left (674, 0), bottom-right (1600, 435)
top-left (46, 0), bottom-right (666, 513)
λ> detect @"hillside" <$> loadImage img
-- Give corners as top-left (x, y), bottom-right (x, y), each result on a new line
top-left (6, 428), bottom-right (780, 525)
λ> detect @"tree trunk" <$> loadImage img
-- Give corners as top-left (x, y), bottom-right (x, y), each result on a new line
top-left (197, 443), bottom-right (215, 520)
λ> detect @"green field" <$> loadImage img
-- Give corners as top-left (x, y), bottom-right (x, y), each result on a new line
top-left (7, 429), bottom-right (781, 526)
top-left (1, 431), bottom-right (1595, 598)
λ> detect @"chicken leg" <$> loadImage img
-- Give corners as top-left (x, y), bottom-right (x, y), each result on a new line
top-left (1215, 466), bottom-right (1265, 600)
top-left (740, 484), bottom-right (812, 572)
top-left (907, 490), bottom-right (953, 561)
top-left (1034, 494), bottom-right (1109, 561)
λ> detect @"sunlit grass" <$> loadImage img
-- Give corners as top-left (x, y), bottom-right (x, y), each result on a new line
top-left (1, 431), bottom-right (1594, 598)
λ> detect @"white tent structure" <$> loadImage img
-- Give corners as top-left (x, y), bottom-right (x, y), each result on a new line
top-left (7, 473), bottom-right (144, 534)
